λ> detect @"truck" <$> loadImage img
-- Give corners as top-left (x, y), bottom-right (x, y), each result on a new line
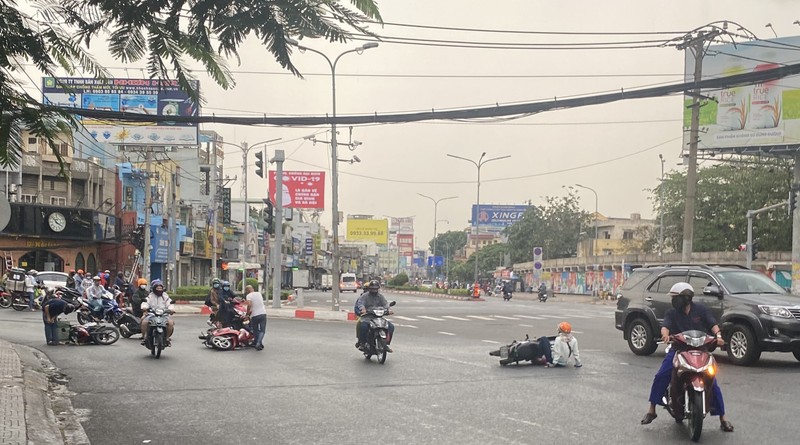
top-left (292, 269), bottom-right (311, 289)
top-left (319, 274), bottom-right (333, 291)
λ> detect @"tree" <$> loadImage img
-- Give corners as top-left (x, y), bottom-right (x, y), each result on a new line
top-left (651, 160), bottom-right (792, 253)
top-left (451, 242), bottom-right (508, 282)
top-left (427, 230), bottom-right (468, 261)
top-left (504, 191), bottom-right (589, 263)
top-left (0, 0), bottom-right (381, 169)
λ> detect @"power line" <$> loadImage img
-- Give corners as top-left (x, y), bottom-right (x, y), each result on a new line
top-left (364, 20), bottom-right (689, 36)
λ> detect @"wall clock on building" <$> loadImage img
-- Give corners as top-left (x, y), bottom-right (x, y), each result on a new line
top-left (48, 211), bottom-right (67, 232)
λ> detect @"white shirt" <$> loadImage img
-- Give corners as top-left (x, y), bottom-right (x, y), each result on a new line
top-left (145, 292), bottom-right (172, 310)
top-left (552, 333), bottom-right (581, 366)
top-left (25, 275), bottom-right (36, 292)
top-left (246, 291), bottom-right (266, 317)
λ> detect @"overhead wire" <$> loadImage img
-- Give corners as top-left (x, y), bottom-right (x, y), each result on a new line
top-left (361, 20), bottom-right (690, 36)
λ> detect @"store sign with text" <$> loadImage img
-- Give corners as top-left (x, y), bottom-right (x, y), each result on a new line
top-left (268, 171), bottom-right (325, 209)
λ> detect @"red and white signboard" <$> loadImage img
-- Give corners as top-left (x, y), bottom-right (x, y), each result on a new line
top-left (397, 233), bottom-right (414, 256)
top-left (268, 171), bottom-right (325, 209)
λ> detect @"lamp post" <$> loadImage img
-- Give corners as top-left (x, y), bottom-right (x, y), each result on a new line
top-left (447, 152), bottom-right (510, 285)
top-left (575, 183), bottom-right (599, 296)
top-left (658, 154), bottom-right (666, 257)
top-left (417, 194), bottom-right (457, 279)
top-left (288, 39), bottom-right (379, 311)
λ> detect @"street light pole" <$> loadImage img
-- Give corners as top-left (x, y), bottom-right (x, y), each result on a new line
top-left (575, 183), bottom-right (599, 296)
top-left (417, 193), bottom-right (457, 279)
top-left (288, 38), bottom-right (378, 311)
top-left (659, 154), bottom-right (665, 257)
top-left (447, 153), bottom-right (510, 285)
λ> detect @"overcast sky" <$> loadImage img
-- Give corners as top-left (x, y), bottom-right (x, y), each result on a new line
top-left (22, 0), bottom-right (799, 247)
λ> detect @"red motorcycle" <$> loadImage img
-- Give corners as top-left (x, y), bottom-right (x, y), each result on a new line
top-left (663, 330), bottom-right (719, 442)
top-left (198, 298), bottom-right (254, 350)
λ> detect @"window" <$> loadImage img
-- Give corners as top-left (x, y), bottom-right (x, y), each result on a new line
top-left (59, 143), bottom-right (69, 156)
top-left (623, 230), bottom-right (634, 240)
top-left (648, 274), bottom-right (687, 294)
top-left (50, 196), bottom-right (66, 206)
top-left (688, 273), bottom-right (716, 293)
top-left (86, 254), bottom-right (96, 275)
top-left (75, 253), bottom-right (85, 271)
top-left (27, 137), bottom-right (37, 145)
top-left (21, 194), bottom-right (37, 203)
top-left (49, 180), bottom-right (55, 191)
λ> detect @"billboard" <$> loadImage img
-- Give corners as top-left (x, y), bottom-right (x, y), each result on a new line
top-left (682, 36), bottom-right (800, 150)
top-left (268, 171), bottom-right (325, 209)
top-left (397, 233), bottom-right (414, 257)
top-left (471, 205), bottom-right (530, 227)
top-left (346, 219), bottom-right (389, 244)
top-left (390, 217), bottom-right (414, 234)
top-left (42, 77), bottom-right (199, 146)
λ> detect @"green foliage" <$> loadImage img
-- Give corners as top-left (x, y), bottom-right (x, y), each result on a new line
top-left (651, 160), bottom-right (792, 252)
top-left (0, 0), bottom-right (382, 170)
top-left (504, 191), bottom-right (589, 263)
top-left (450, 243), bottom-right (509, 282)
top-left (246, 278), bottom-right (259, 289)
top-left (175, 286), bottom-right (208, 295)
top-left (427, 231), bottom-right (468, 259)
top-left (388, 273), bottom-right (409, 286)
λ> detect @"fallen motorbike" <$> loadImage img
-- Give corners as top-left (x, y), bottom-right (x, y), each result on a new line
top-left (141, 302), bottom-right (174, 359)
top-left (489, 335), bottom-right (556, 366)
top-left (662, 330), bottom-right (720, 442)
top-left (66, 321), bottom-right (120, 345)
top-left (538, 290), bottom-right (548, 303)
top-left (359, 301), bottom-right (396, 364)
top-left (199, 298), bottom-right (254, 350)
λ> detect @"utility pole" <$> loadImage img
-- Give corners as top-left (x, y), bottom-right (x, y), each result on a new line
top-left (271, 150), bottom-right (285, 308)
top-left (142, 148), bottom-right (152, 283)
top-left (211, 141), bottom-right (218, 280)
top-left (659, 154), bottom-right (665, 257)
top-left (793, 158), bottom-right (800, 294)
top-left (169, 166), bottom-right (178, 291)
top-left (679, 30), bottom-right (718, 263)
top-left (241, 141), bottom-right (249, 294)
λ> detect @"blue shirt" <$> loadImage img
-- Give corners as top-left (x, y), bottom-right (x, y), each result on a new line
top-left (44, 299), bottom-right (69, 318)
top-left (662, 303), bottom-right (718, 334)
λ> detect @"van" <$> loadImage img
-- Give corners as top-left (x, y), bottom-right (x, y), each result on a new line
top-left (340, 273), bottom-right (358, 293)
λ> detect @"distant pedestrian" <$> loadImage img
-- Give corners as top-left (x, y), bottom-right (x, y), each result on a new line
top-left (25, 270), bottom-right (38, 311)
top-left (66, 270), bottom-right (77, 290)
top-left (42, 290), bottom-right (74, 346)
top-left (244, 285), bottom-right (267, 351)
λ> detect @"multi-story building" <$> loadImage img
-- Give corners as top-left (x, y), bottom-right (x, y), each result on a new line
top-left (578, 213), bottom-right (656, 257)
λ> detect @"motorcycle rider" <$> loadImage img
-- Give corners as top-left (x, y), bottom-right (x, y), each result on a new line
top-left (354, 280), bottom-right (395, 353)
top-left (538, 282), bottom-right (547, 297)
top-left (83, 275), bottom-right (106, 318)
top-left (130, 278), bottom-right (149, 318)
top-left (217, 280), bottom-right (235, 328)
top-left (640, 282), bottom-right (733, 432)
top-left (75, 269), bottom-right (86, 294)
top-left (205, 278), bottom-right (221, 325)
top-left (140, 279), bottom-right (174, 346)
top-left (548, 321), bottom-right (582, 368)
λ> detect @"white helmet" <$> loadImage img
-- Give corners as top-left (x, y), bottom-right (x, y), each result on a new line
top-left (28, 269), bottom-right (38, 275)
top-left (668, 282), bottom-right (694, 295)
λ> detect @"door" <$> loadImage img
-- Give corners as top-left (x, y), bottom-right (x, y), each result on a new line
top-left (644, 272), bottom-right (688, 325)
top-left (688, 271), bottom-right (724, 322)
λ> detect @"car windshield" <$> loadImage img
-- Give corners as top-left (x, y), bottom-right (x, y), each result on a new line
top-left (39, 273), bottom-right (67, 283)
top-left (715, 271), bottom-right (791, 295)
top-left (342, 276), bottom-right (356, 283)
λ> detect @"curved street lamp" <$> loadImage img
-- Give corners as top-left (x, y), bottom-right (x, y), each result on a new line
top-left (417, 193), bottom-right (457, 278)
top-left (287, 38), bottom-right (379, 311)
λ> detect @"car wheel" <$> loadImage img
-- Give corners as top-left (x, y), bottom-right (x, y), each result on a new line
top-left (626, 318), bottom-right (657, 356)
top-left (793, 350), bottom-right (800, 362)
top-left (726, 324), bottom-right (761, 366)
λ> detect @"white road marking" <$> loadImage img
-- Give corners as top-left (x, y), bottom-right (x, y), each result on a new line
top-left (571, 331), bottom-right (584, 334)
top-left (514, 315), bottom-right (545, 320)
top-left (419, 315), bottom-right (446, 321)
top-left (539, 314), bottom-right (566, 319)
top-left (492, 315), bottom-right (520, 320)
top-left (519, 324), bottom-right (534, 328)
top-left (441, 315), bottom-right (471, 321)
top-left (562, 315), bottom-right (592, 319)
top-left (482, 340), bottom-right (502, 344)
top-left (466, 315), bottom-right (495, 321)
top-left (310, 300), bottom-right (318, 303)
top-left (438, 331), bottom-right (456, 336)
top-left (395, 324), bottom-right (418, 329)
top-left (393, 316), bottom-right (419, 321)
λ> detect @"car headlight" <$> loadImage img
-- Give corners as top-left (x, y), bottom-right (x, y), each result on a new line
top-left (758, 305), bottom-right (793, 318)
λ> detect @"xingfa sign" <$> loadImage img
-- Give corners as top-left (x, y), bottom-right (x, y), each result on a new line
top-left (471, 205), bottom-right (531, 227)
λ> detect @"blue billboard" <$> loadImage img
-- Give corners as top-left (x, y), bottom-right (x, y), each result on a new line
top-left (471, 205), bottom-right (531, 227)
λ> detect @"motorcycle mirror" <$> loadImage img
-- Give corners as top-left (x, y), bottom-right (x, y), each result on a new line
top-left (389, 301), bottom-right (396, 307)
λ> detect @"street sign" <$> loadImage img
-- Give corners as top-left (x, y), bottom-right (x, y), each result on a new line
top-left (221, 188), bottom-right (231, 224)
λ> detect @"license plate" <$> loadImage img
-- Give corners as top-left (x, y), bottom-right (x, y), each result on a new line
top-left (500, 346), bottom-right (509, 359)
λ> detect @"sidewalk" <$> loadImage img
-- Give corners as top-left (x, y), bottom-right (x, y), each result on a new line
top-left (0, 339), bottom-right (89, 445)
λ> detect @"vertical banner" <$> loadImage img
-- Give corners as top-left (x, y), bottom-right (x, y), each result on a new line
top-left (222, 188), bottom-right (231, 224)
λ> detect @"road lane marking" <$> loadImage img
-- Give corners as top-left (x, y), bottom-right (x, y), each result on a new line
top-left (419, 316), bottom-right (446, 321)
top-left (466, 315), bottom-right (495, 321)
top-left (438, 331), bottom-right (456, 336)
top-left (393, 316), bottom-right (419, 321)
top-left (514, 315), bottom-right (545, 320)
top-left (519, 324), bottom-right (533, 328)
top-left (561, 315), bottom-right (592, 319)
top-left (539, 314), bottom-right (566, 319)
top-left (482, 340), bottom-right (501, 344)
top-left (441, 315), bottom-right (470, 321)
top-left (395, 324), bottom-right (418, 329)
top-left (492, 315), bottom-right (520, 320)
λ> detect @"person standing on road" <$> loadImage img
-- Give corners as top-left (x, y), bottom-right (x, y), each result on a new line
top-left (42, 290), bottom-right (74, 346)
top-left (244, 285), bottom-right (267, 351)
top-left (25, 270), bottom-right (38, 311)
top-left (640, 282), bottom-right (733, 433)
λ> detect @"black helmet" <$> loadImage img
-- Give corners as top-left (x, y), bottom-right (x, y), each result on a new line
top-left (367, 280), bottom-right (380, 292)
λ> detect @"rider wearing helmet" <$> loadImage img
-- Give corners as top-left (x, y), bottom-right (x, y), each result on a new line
top-left (75, 269), bottom-right (86, 293)
top-left (641, 282), bottom-right (733, 432)
top-left (216, 280), bottom-right (236, 328)
top-left (83, 275), bottom-right (106, 317)
top-left (354, 279), bottom-right (395, 352)
top-left (130, 278), bottom-right (149, 318)
top-left (206, 278), bottom-right (222, 325)
top-left (549, 321), bottom-right (582, 368)
top-left (140, 279), bottom-right (174, 346)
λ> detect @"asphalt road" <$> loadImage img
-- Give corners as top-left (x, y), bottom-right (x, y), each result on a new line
top-left (0, 291), bottom-right (798, 444)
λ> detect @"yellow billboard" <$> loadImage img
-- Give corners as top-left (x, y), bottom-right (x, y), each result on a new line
top-left (346, 219), bottom-right (389, 244)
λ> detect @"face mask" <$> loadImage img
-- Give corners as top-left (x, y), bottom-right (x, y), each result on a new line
top-left (139, 285), bottom-right (147, 290)
top-left (213, 284), bottom-right (220, 289)
top-left (222, 286), bottom-right (230, 291)
top-left (154, 289), bottom-right (164, 296)
top-left (672, 295), bottom-right (690, 311)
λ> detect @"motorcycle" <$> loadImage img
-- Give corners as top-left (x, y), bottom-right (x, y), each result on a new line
top-left (74, 291), bottom-right (124, 325)
top-left (117, 307), bottom-right (143, 338)
top-left (0, 285), bottom-right (11, 308)
top-left (66, 321), bottom-right (120, 345)
top-left (502, 288), bottom-right (512, 301)
top-left (662, 330), bottom-right (720, 442)
top-left (359, 301), bottom-right (396, 364)
top-left (10, 286), bottom-right (45, 311)
top-left (538, 290), bottom-right (548, 303)
top-left (199, 298), bottom-right (254, 350)
top-left (142, 303), bottom-right (174, 359)
top-left (489, 335), bottom-right (556, 366)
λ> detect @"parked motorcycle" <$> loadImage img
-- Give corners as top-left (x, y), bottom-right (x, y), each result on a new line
top-left (0, 285), bottom-right (11, 308)
top-left (662, 330), bottom-right (719, 442)
top-left (66, 321), bottom-right (120, 345)
top-left (142, 303), bottom-right (174, 359)
top-left (489, 335), bottom-right (556, 366)
top-left (538, 290), bottom-right (548, 303)
top-left (199, 298), bottom-right (253, 350)
top-left (359, 301), bottom-right (396, 364)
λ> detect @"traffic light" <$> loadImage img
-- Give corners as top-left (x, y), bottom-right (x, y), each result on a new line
top-left (263, 199), bottom-right (274, 233)
top-left (751, 239), bottom-right (760, 261)
top-left (255, 150), bottom-right (264, 178)
top-left (130, 224), bottom-right (145, 251)
top-left (790, 184), bottom-right (800, 215)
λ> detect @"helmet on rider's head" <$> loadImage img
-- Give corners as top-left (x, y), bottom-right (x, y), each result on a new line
top-left (668, 282), bottom-right (694, 297)
top-left (77, 269), bottom-right (84, 275)
top-left (150, 279), bottom-right (163, 291)
top-left (558, 321), bottom-right (572, 334)
top-left (137, 278), bottom-right (148, 287)
top-left (69, 269), bottom-right (76, 274)
top-left (212, 278), bottom-right (221, 287)
top-left (92, 275), bottom-right (102, 282)
top-left (221, 280), bottom-right (230, 290)
top-left (28, 269), bottom-right (38, 276)
top-left (367, 280), bottom-right (380, 293)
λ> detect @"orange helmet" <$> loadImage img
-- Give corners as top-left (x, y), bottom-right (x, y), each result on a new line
top-left (77, 269), bottom-right (84, 274)
top-left (558, 321), bottom-right (572, 334)
top-left (137, 278), bottom-right (148, 286)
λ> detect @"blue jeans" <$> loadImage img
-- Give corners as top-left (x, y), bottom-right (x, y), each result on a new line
top-left (251, 314), bottom-right (266, 347)
top-left (357, 319), bottom-right (395, 345)
top-left (648, 349), bottom-right (725, 416)
top-left (43, 315), bottom-right (58, 344)
top-left (28, 291), bottom-right (35, 309)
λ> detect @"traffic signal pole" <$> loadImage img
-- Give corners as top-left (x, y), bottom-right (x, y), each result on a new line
top-left (793, 158), bottom-right (800, 294)
top-left (746, 201), bottom-right (788, 269)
